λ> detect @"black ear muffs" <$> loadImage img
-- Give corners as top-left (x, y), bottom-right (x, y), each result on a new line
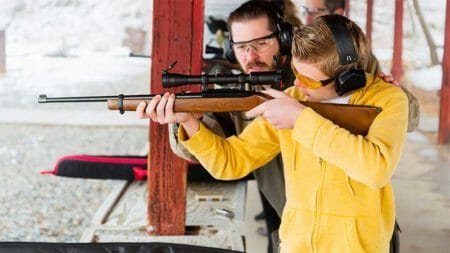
top-left (277, 20), bottom-right (293, 56)
top-left (223, 2), bottom-right (293, 64)
top-left (223, 36), bottom-right (237, 64)
top-left (335, 68), bottom-right (366, 95)
top-left (321, 15), bottom-right (366, 96)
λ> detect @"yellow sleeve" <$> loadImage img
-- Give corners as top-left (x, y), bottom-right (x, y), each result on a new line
top-left (293, 87), bottom-right (408, 189)
top-left (179, 117), bottom-right (280, 180)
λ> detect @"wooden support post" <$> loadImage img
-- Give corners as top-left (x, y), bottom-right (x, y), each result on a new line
top-left (438, 1), bottom-right (450, 144)
top-left (391, 0), bottom-right (404, 81)
top-left (0, 30), bottom-right (5, 77)
top-left (366, 0), bottom-right (374, 46)
top-left (148, 0), bottom-right (204, 235)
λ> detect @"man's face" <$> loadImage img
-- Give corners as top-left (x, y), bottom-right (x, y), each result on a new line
top-left (230, 16), bottom-right (281, 74)
top-left (301, 0), bottom-right (330, 24)
top-left (291, 58), bottom-right (338, 101)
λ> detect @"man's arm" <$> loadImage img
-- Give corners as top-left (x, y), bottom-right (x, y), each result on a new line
top-left (401, 86), bottom-right (420, 132)
top-left (367, 51), bottom-right (420, 132)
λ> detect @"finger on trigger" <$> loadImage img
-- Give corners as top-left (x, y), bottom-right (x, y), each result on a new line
top-left (245, 103), bottom-right (265, 118)
top-left (261, 87), bottom-right (285, 98)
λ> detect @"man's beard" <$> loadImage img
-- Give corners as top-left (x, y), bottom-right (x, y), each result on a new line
top-left (244, 54), bottom-right (281, 73)
top-left (245, 61), bottom-right (273, 73)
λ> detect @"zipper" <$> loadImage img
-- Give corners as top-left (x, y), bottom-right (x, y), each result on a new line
top-left (312, 158), bottom-right (326, 252)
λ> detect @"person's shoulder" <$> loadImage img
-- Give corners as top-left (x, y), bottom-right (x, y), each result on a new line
top-left (352, 74), bottom-right (407, 106)
top-left (285, 86), bottom-right (306, 100)
top-left (368, 76), bottom-right (406, 98)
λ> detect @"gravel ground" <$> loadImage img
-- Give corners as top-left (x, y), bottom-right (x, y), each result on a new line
top-left (0, 33), bottom-right (150, 241)
top-left (0, 123), bottom-right (147, 242)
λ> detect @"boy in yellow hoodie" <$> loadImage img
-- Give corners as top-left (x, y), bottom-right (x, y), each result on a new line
top-left (137, 15), bottom-right (408, 253)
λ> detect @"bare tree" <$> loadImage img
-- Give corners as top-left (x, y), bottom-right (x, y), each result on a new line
top-left (412, 0), bottom-right (440, 66)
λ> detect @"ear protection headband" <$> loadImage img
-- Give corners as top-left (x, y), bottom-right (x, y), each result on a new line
top-left (223, 2), bottom-right (293, 64)
top-left (320, 15), bottom-right (366, 96)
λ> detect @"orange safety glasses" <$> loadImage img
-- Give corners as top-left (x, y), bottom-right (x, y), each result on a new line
top-left (291, 63), bottom-right (334, 89)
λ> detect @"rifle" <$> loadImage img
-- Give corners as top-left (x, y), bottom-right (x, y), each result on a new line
top-left (38, 70), bottom-right (381, 136)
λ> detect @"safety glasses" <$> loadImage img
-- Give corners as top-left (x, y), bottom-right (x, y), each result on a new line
top-left (300, 5), bottom-right (329, 17)
top-left (232, 32), bottom-right (277, 55)
top-left (291, 62), bottom-right (334, 89)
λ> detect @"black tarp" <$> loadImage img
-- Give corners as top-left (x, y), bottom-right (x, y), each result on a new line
top-left (0, 242), bottom-right (244, 253)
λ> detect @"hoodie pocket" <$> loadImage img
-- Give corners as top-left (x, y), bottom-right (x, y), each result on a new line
top-left (345, 217), bottom-right (367, 253)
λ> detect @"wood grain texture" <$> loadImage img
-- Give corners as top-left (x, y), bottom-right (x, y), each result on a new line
top-left (148, 0), bottom-right (204, 235)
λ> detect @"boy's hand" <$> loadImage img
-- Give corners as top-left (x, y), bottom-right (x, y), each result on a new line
top-left (136, 93), bottom-right (201, 124)
top-left (246, 88), bottom-right (305, 129)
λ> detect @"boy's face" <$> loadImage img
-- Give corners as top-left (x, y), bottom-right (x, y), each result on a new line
top-left (230, 16), bottom-right (282, 74)
top-left (291, 58), bottom-right (338, 101)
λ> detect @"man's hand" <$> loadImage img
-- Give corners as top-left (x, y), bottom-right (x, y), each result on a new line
top-left (379, 72), bottom-right (400, 87)
top-left (245, 88), bottom-right (305, 129)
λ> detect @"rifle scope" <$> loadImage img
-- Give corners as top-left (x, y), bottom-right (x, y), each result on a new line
top-left (162, 71), bottom-right (282, 88)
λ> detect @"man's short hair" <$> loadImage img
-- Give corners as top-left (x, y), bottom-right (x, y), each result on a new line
top-left (227, 0), bottom-right (280, 36)
top-left (325, 0), bottom-right (346, 13)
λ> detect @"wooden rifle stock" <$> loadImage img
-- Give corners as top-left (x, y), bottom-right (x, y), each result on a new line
top-left (107, 94), bottom-right (381, 136)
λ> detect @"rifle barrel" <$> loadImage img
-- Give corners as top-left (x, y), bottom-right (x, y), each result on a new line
top-left (38, 94), bottom-right (112, 103)
top-left (38, 94), bottom-right (161, 103)
top-left (38, 90), bottom-right (256, 104)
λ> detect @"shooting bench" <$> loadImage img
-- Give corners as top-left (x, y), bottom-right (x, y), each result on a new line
top-left (80, 180), bottom-right (247, 251)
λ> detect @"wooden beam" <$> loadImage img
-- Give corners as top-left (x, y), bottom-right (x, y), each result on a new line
top-left (438, 1), bottom-right (450, 144)
top-left (148, 0), bottom-right (204, 235)
top-left (391, 0), bottom-right (404, 81)
top-left (0, 30), bottom-right (5, 77)
top-left (366, 0), bottom-right (374, 47)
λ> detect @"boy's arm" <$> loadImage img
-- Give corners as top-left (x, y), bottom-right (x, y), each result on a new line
top-left (179, 117), bottom-right (280, 180)
top-left (293, 86), bottom-right (408, 189)
top-left (168, 113), bottom-right (229, 162)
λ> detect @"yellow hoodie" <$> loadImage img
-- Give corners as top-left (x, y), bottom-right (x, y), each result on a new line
top-left (179, 75), bottom-right (408, 253)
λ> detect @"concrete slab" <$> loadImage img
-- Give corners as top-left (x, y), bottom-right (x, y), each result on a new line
top-left (392, 132), bottom-right (450, 253)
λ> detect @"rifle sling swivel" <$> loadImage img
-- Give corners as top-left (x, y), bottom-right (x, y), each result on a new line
top-left (118, 94), bottom-right (125, 114)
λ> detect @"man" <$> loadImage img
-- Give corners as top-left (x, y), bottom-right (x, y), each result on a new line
top-left (168, 2), bottom-right (294, 252)
top-left (301, 0), bottom-right (420, 133)
top-left (138, 14), bottom-right (409, 253)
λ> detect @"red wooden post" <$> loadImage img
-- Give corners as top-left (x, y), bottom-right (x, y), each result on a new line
top-left (438, 1), bottom-right (450, 144)
top-left (148, 0), bottom-right (204, 235)
top-left (345, 0), bottom-right (350, 17)
top-left (366, 0), bottom-right (374, 46)
top-left (391, 0), bottom-right (404, 81)
top-left (0, 30), bottom-right (5, 76)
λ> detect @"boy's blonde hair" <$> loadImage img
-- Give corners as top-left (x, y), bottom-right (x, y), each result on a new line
top-left (292, 15), bottom-right (370, 78)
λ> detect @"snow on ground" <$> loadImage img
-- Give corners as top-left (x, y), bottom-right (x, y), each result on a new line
top-left (0, 0), bottom-right (152, 110)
